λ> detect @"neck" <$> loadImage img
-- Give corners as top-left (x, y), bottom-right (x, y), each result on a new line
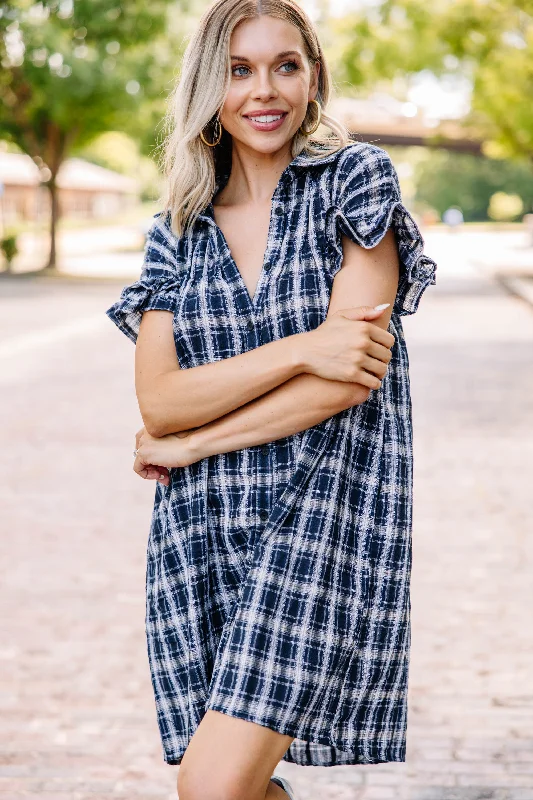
top-left (216, 140), bottom-right (294, 206)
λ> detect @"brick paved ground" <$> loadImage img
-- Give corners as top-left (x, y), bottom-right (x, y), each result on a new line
top-left (1, 230), bottom-right (532, 799)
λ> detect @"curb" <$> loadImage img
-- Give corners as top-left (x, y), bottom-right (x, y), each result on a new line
top-left (494, 273), bottom-right (533, 310)
top-left (0, 269), bottom-right (134, 285)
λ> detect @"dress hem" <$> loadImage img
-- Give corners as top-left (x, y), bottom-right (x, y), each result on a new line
top-left (160, 700), bottom-right (407, 768)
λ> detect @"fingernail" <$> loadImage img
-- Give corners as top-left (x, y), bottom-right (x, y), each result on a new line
top-left (374, 303), bottom-right (390, 311)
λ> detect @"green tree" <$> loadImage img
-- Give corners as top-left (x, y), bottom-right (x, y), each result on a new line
top-left (0, 0), bottom-right (183, 270)
top-left (335, 0), bottom-right (533, 164)
top-left (412, 150), bottom-right (533, 221)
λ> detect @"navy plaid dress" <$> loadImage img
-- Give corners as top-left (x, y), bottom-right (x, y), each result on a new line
top-left (106, 141), bottom-right (437, 767)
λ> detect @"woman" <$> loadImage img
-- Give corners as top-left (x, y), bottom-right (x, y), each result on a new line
top-left (106, 1), bottom-right (437, 798)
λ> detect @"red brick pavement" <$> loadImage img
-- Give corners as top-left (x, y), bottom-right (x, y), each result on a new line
top-left (1, 259), bottom-right (532, 799)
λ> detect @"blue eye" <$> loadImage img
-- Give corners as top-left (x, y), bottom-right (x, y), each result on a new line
top-left (280, 60), bottom-right (299, 72)
top-left (232, 65), bottom-right (250, 77)
top-left (231, 60), bottom-right (300, 77)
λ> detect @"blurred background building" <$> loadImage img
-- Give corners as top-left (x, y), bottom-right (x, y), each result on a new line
top-left (0, 151), bottom-right (140, 225)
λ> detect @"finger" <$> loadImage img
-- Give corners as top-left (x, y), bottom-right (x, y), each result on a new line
top-left (355, 369), bottom-right (382, 390)
top-left (157, 470), bottom-right (170, 487)
top-left (366, 340), bottom-right (393, 364)
top-left (134, 452), bottom-right (163, 476)
top-left (133, 456), bottom-right (151, 479)
top-left (366, 324), bottom-right (395, 349)
top-left (340, 304), bottom-right (391, 320)
top-left (337, 305), bottom-right (381, 320)
top-left (146, 466), bottom-right (169, 483)
top-left (337, 309), bottom-right (395, 346)
top-left (147, 465), bottom-right (170, 485)
top-left (360, 355), bottom-right (388, 380)
top-left (134, 459), bottom-right (170, 486)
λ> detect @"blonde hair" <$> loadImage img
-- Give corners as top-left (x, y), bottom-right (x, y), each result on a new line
top-left (158, 0), bottom-right (350, 237)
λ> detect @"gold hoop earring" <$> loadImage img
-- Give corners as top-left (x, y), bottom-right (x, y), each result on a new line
top-left (200, 115), bottom-right (222, 147)
top-left (299, 99), bottom-right (322, 136)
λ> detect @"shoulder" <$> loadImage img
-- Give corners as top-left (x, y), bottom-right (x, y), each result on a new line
top-left (147, 210), bottom-right (174, 241)
top-left (333, 142), bottom-right (398, 186)
top-left (325, 142), bottom-right (400, 211)
top-left (300, 140), bottom-right (394, 173)
top-left (144, 210), bottom-right (181, 267)
top-left (299, 142), bottom-right (399, 206)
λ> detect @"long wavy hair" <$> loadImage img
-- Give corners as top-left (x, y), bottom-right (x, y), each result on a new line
top-left (158, 0), bottom-right (351, 238)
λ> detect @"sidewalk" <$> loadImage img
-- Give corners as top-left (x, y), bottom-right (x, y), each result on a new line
top-left (3, 223), bottom-right (145, 280)
top-left (421, 226), bottom-right (533, 309)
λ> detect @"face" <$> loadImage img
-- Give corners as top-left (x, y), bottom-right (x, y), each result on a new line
top-left (218, 15), bottom-right (320, 157)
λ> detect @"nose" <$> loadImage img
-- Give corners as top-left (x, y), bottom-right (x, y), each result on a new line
top-left (251, 66), bottom-right (278, 101)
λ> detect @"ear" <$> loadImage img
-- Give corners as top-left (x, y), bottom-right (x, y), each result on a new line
top-left (309, 59), bottom-right (320, 99)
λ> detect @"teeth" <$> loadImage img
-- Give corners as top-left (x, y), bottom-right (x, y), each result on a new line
top-left (250, 114), bottom-right (283, 123)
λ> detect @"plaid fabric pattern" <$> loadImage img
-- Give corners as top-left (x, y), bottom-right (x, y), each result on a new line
top-left (106, 142), bottom-right (437, 767)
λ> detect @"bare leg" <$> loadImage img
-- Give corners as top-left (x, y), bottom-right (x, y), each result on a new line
top-left (177, 709), bottom-right (295, 800)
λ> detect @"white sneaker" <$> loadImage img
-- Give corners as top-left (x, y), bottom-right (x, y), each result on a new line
top-left (270, 774), bottom-right (297, 800)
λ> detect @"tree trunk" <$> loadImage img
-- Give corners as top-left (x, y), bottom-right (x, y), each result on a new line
top-left (44, 176), bottom-right (59, 270)
top-left (41, 121), bottom-right (67, 272)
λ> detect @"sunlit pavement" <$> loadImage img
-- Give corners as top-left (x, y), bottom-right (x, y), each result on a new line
top-left (1, 228), bottom-right (532, 799)
top-left (10, 223), bottom-right (148, 277)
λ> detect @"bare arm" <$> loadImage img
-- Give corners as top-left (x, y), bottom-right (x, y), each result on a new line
top-left (188, 228), bottom-right (400, 459)
top-left (135, 230), bottom-right (396, 439)
top-left (135, 312), bottom-right (310, 437)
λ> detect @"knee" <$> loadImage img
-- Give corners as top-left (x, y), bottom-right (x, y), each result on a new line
top-left (177, 766), bottom-right (256, 800)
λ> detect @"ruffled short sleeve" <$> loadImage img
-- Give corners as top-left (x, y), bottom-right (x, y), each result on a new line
top-left (326, 143), bottom-right (437, 316)
top-left (105, 211), bottom-right (182, 343)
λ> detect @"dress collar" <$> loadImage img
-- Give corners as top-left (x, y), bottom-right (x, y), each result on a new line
top-left (198, 143), bottom-right (352, 226)
top-left (290, 143), bottom-right (352, 167)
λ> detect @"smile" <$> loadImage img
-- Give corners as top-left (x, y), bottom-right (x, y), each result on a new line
top-left (243, 112), bottom-right (288, 131)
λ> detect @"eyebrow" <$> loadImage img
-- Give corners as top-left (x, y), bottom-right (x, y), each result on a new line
top-left (230, 50), bottom-right (302, 61)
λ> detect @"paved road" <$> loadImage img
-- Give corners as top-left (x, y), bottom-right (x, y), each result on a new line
top-left (1, 229), bottom-right (532, 799)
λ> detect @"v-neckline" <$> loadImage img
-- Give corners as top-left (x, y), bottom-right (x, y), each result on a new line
top-left (200, 145), bottom-right (351, 311)
top-left (208, 170), bottom-right (290, 311)
top-left (211, 199), bottom-right (277, 308)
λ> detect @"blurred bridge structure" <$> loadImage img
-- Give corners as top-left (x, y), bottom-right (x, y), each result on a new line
top-left (329, 95), bottom-right (483, 155)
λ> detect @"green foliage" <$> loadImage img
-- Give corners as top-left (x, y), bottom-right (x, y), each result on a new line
top-left (0, 0), bottom-right (184, 167)
top-left (0, 0), bottom-right (185, 267)
top-left (335, 0), bottom-right (533, 162)
top-left (413, 150), bottom-right (533, 221)
top-left (0, 233), bottom-right (18, 266)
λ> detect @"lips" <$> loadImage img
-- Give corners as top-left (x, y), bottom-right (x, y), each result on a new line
top-left (243, 111), bottom-right (289, 132)
top-left (243, 110), bottom-right (288, 118)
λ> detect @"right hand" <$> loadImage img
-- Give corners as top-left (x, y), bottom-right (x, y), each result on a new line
top-left (305, 305), bottom-right (396, 390)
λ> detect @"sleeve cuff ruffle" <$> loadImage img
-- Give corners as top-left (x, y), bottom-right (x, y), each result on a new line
top-left (105, 269), bottom-right (182, 344)
top-left (326, 198), bottom-right (437, 317)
